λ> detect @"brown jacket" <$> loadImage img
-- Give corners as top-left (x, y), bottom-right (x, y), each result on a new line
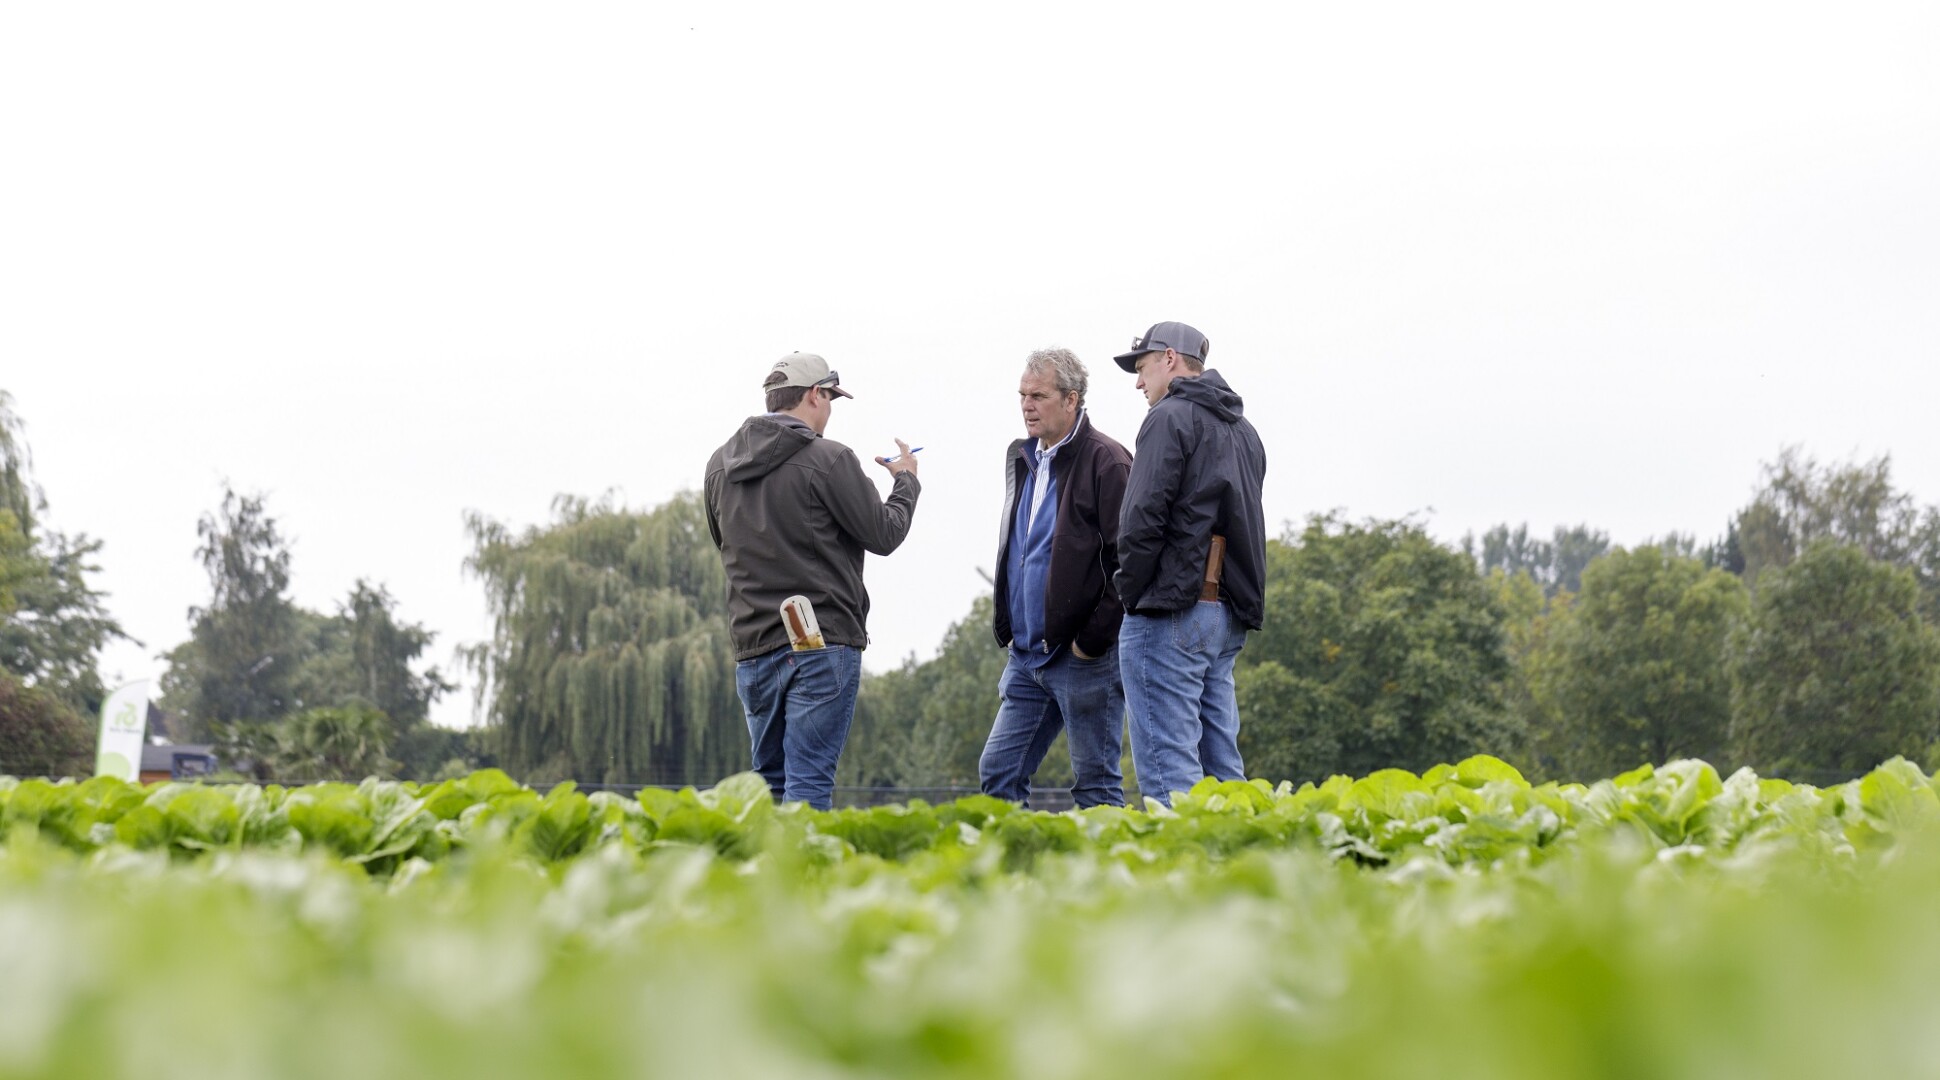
top-left (705, 414), bottom-right (921, 660)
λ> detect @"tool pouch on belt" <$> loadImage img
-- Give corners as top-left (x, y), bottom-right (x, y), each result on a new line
top-left (1202, 535), bottom-right (1227, 602)
top-left (780, 595), bottom-right (826, 651)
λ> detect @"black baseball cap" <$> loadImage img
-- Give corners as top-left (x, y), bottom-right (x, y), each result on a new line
top-left (1113, 321), bottom-right (1210, 372)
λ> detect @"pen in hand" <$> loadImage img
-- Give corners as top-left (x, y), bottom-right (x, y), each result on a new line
top-left (883, 446), bottom-right (924, 463)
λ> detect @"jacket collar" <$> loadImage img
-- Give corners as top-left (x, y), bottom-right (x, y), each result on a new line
top-left (1013, 409), bottom-right (1091, 467)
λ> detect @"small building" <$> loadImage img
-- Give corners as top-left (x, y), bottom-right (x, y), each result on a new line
top-left (139, 743), bottom-right (220, 784)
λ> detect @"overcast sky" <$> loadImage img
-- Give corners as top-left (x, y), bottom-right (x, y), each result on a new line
top-left (5, 2), bottom-right (1936, 730)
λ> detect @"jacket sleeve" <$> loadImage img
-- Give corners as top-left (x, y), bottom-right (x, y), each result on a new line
top-left (1114, 409), bottom-right (1188, 611)
top-left (1076, 452), bottom-right (1132, 654)
top-left (703, 469), bottom-right (725, 550)
top-left (823, 449), bottom-right (922, 556)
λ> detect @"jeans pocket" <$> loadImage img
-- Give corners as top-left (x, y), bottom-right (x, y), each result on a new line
top-left (1171, 604), bottom-right (1218, 653)
top-left (789, 648), bottom-right (850, 705)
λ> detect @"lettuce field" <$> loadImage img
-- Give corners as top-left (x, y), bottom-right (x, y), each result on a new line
top-left (4, 757), bottom-right (1940, 1078)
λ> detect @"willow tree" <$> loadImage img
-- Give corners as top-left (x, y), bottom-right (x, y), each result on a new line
top-left (463, 492), bottom-right (742, 786)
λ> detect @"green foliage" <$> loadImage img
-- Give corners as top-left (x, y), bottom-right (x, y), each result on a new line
top-left (0, 527), bottom-right (125, 714)
top-left (1523, 547), bottom-right (1748, 780)
top-left (0, 392), bottom-right (128, 714)
top-left (1474, 452), bottom-right (1940, 785)
top-left (160, 488), bottom-right (449, 772)
top-left (284, 778), bottom-right (445, 867)
top-left (841, 594), bottom-right (1036, 792)
top-left (209, 704), bottom-right (405, 784)
top-left (5, 760), bottom-right (1940, 1078)
top-left (0, 508), bottom-right (30, 616)
top-left (0, 392), bottom-right (32, 529)
top-left (0, 669), bottom-right (93, 779)
top-left (13, 746), bottom-right (1940, 1077)
top-left (1729, 541), bottom-right (1940, 780)
top-left (1472, 522), bottom-right (1611, 597)
top-left (1237, 516), bottom-right (1518, 782)
top-left (462, 492), bottom-right (743, 785)
top-left (289, 581), bottom-right (454, 730)
top-left (1733, 447), bottom-right (1940, 616)
top-left (390, 723), bottom-right (496, 782)
top-left (159, 486), bottom-right (303, 732)
top-left (3, 754), bottom-right (1934, 870)
top-left (283, 581), bottom-right (456, 779)
top-left (1484, 567), bottom-right (1567, 776)
top-left (272, 705), bottom-right (399, 783)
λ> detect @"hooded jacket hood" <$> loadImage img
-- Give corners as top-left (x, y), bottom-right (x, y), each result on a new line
top-left (1166, 369), bottom-right (1245, 424)
top-left (721, 415), bottom-right (817, 483)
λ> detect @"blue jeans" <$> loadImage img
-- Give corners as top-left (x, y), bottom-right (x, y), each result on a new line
top-left (1120, 602), bottom-right (1247, 806)
top-left (733, 645), bottom-right (862, 811)
top-left (980, 644), bottom-right (1127, 808)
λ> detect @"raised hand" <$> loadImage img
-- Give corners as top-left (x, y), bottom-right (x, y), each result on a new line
top-left (875, 437), bottom-right (919, 478)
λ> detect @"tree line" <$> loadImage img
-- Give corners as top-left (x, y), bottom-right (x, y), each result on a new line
top-left (1, 392), bottom-right (468, 780)
top-left (7, 380), bottom-right (1939, 791)
top-left (461, 446), bottom-right (1940, 792)
top-left (2, 392), bottom-right (129, 775)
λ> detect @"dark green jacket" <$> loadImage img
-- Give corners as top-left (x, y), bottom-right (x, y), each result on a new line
top-left (705, 415), bottom-right (921, 660)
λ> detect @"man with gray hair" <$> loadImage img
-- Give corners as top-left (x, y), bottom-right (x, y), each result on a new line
top-left (981, 347), bottom-right (1134, 808)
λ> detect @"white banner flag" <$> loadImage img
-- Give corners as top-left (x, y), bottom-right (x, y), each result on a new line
top-left (96, 680), bottom-right (150, 782)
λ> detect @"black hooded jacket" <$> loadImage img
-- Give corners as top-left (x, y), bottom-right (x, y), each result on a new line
top-left (704, 415), bottom-right (921, 659)
top-left (1113, 370), bottom-right (1268, 629)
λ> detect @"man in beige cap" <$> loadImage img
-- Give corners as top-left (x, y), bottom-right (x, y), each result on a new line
top-left (703, 352), bottom-right (921, 809)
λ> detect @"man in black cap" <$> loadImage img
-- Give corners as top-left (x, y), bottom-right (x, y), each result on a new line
top-left (704, 352), bottom-right (921, 810)
top-left (1111, 322), bottom-right (1268, 806)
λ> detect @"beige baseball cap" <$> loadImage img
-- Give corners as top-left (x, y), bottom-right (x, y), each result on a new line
top-left (764, 352), bottom-right (854, 399)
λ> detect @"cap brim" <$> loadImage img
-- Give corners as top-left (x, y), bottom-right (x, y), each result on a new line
top-left (1113, 350), bottom-right (1147, 373)
top-left (826, 385), bottom-right (854, 400)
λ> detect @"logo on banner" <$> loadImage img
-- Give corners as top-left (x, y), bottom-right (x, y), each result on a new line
top-left (95, 681), bottom-right (151, 782)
